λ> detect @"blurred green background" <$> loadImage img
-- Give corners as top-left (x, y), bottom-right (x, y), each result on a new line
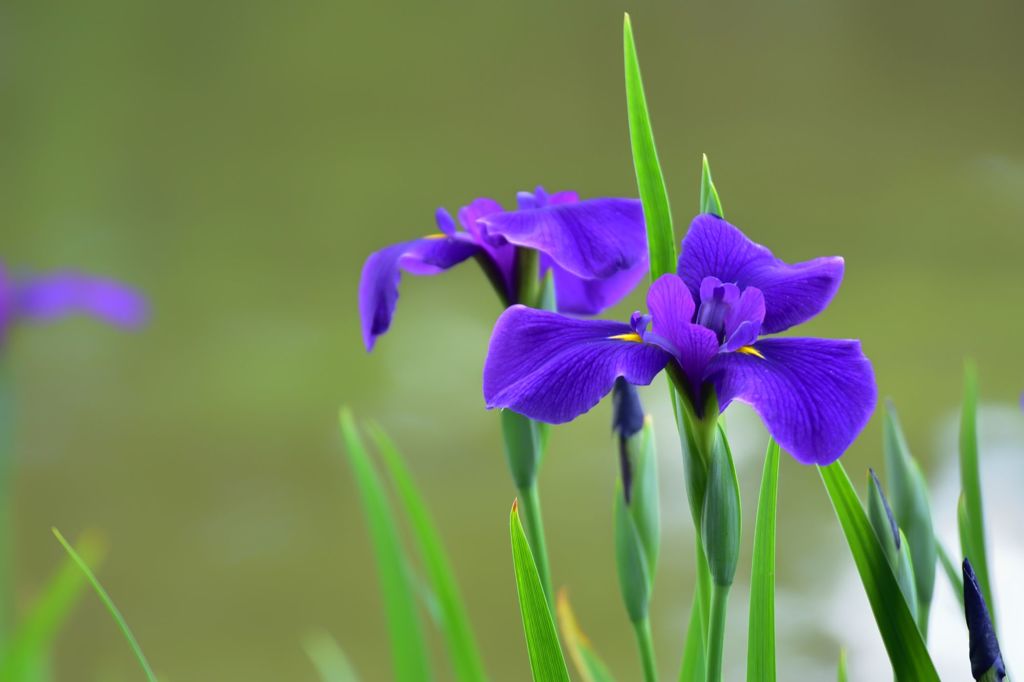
top-left (2, 0), bottom-right (1023, 679)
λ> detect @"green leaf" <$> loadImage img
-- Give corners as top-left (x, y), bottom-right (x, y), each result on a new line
top-left (817, 462), bottom-right (939, 681)
top-left (958, 362), bottom-right (994, 622)
top-left (699, 155), bottom-right (723, 217)
top-left (701, 427), bottom-right (741, 588)
top-left (935, 539), bottom-right (964, 609)
top-left (746, 439), bottom-right (779, 682)
top-left (339, 409), bottom-right (432, 682)
top-left (882, 401), bottom-right (936, 635)
top-left (556, 590), bottom-right (617, 682)
top-left (679, 539), bottom-right (708, 682)
top-left (0, 531), bottom-right (106, 680)
top-left (614, 482), bottom-right (651, 623)
top-left (509, 500), bottom-right (570, 682)
top-left (836, 649), bottom-right (848, 682)
top-left (51, 528), bottom-right (158, 682)
top-left (367, 424), bottom-right (487, 682)
top-left (623, 13), bottom-right (676, 282)
top-left (303, 631), bottom-right (361, 682)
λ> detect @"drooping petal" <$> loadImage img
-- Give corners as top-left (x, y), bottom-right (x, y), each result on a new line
top-left (459, 197), bottom-right (516, 300)
top-left (483, 305), bottom-right (671, 424)
top-left (678, 214), bottom-right (844, 333)
top-left (708, 337), bottom-right (877, 465)
top-left (478, 198), bottom-right (647, 280)
top-left (359, 236), bottom-right (480, 351)
top-left (544, 255), bottom-right (648, 315)
top-left (646, 274), bottom-right (719, 385)
top-left (11, 271), bottom-right (148, 328)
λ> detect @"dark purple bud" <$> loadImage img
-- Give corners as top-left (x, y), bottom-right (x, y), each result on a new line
top-left (612, 378), bottom-right (645, 504)
top-left (963, 558), bottom-right (1005, 680)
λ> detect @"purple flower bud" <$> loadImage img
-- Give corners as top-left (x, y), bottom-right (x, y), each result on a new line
top-left (963, 558), bottom-right (1005, 680)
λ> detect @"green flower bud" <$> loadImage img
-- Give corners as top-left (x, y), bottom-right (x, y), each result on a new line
top-left (500, 409), bottom-right (542, 491)
top-left (701, 426), bottom-right (741, 588)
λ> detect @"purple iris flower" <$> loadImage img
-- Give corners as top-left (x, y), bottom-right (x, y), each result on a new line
top-left (358, 187), bottom-right (648, 351)
top-left (0, 262), bottom-right (147, 342)
top-left (483, 214), bottom-right (877, 465)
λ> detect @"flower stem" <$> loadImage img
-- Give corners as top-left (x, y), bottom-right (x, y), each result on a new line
top-left (518, 481), bottom-right (553, 606)
top-left (633, 616), bottom-right (658, 682)
top-left (705, 582), bottom-right (730, 682)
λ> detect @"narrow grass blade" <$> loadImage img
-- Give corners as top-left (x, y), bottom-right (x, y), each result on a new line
top-left (0, 531), bottom-right (106, 680)
top-left (510, 500), bottom-right (570, 682)
top-left (556, 590), bottom-right (616, 682)
top-left (624, 13), bottom-right (676, 281)
top-left (51, 528), bottom-right (157, 682)
top-left (367, 424), bottom-right (487, 682)
top-left (339, 409), bottom-right (432, 682)
top-left (935, 539), bottom-right (964, 609)
top-left (958, 362), bottom-right (994, 621)
top-left (746, 439), bottom-right (779, 682)
top-left (836, 649), bottom-right (848, 682)
top-left (679, 536), bottom-right (708, 682)
top-left (699, 155), bottom-right (723, 217)
top-left (303, 631), bottom-right (361, 682)
top-left (818, 463), bottom-right (939, 681)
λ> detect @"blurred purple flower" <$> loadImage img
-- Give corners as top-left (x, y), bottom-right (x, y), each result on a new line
top-left (0, 262), bottom-right (147, 343)
top-left (484, 214), bottom-right (876, 465)
top-left (358, 187), bottom-right (648, 351)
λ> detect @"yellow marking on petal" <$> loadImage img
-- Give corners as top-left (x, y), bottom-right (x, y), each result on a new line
top-left (737, 345), bottom-right (765, 359)
top-left (609, 332), bottom-right (643, 343)
top-left (424, 232), bottom-right (449, 239)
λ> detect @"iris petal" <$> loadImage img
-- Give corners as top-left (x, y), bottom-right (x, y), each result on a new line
top-left (646, 274), bottom-right (719, 386)
top-left (358, 236), bottom-right (480, 351)
top-left (708, 337), bottom-right (876, 465)
top-left (678, 214), bottom-right (844, 333)
top-left (483, 305), bottom-right (671, 424)
top-left (544, 256), bottom-right (648, 315)
top-left (11, 271), bottom-right (148, 328)
top-left (478, 198), bottom-right (647, 280)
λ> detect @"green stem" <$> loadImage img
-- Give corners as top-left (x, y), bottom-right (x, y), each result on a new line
top-left (705, 583), bottom-right (730, 682)
top-left (0, 364), bottom-right (13, 642)
top-left (633, 616), bottom-right (658, 682)
top-left (518, 482), bottom-right (553, 606)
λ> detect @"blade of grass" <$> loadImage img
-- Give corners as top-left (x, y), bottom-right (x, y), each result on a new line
top-left (367, 424), bottom-right (487, 682)
top-left (935, 539), bottom-right (964, 609)
top-left (958, 362), bottom-right (994, 621)
top-left (699, 155), bottom-right (723, 217)
top-left (303, 630), bottom-right (361, 682)
top-left (339, 409), bottom-right (432, 682)
top-left (818, 463), bottom-right (939, 681)
top-left (746, 439), bottom-right (779, 682)
top-left (51, 528), bottom-right (157, 682)
top-left (510, 500), bottom-right (570, 682)
top-left (836, 649), bottom-right (848, 682)
top-left (624, 13), bottom-right (676, 282)
top-left (0, 531), bottom-right (106, 681)
top-left (556, 590), bottom-right (616, 682)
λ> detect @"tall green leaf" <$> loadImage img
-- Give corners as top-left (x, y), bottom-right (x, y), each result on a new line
top-left (836, 649), bottom-right (848, 682)
top-left (699, 155), bottom-right (723, 217)
top-left (958, 362), bottom-right (994, 621)
top-left (303, 631), bottom-right (361, 682)
top-left (367, 424), bottom-right (487, 682)
top-left (679, 539), bottom-right (708, 682)
top-left (0, 532), bottom-right (106, 680)
top-left (935, 539), bottom-right (964, 608)
top-left (818, 463), bottom-right (939, 681)
top-left (509, 501), bottom-right (570, 682)
top-left (746, 439), bottom-right (779, 682)
top-left (556, 590), bottom-right (616, 682)
top-left (623, 13), bottom-right (676, 281)
top-left (339, 409), bottom-right (432, 682)
top-left (52, 528), bottom-right (158, 682)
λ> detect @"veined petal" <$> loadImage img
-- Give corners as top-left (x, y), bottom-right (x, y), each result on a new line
top-left (646, 274), bottom-right (719, 385)
top-left (545, 256), bottom-right (648, 315)
top-left (678, 214), bottom-right (844, 333)
top-left (483, 305), bottom-right (670, 424)
top-left (459, 197), bottom-right (516, 300)
top-left (723, 287), bottom-right (765, 352)
top-left (708, 337), bottom-right (877, 465)
top-left (359, 236), bottom-right (480, 351)
top-left (11, 271), bottom-right (148, 328)
top-left (478, 198), bottom-right (647, 280)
